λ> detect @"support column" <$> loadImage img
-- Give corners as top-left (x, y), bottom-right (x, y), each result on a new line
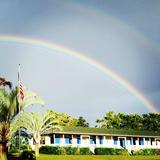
top-left (149, 138), bottom-right (152, 147)
top-left (103, 136), bottom-right (107, 147)
top-left (136, 137), bottom-right (139, 146)
top-left (61, 134), bottom-right (65, 146)
top-left (53, 134), bottom-right (55, 145)
top-left (143, 138), bottom-right (145, 148)
top-left (110, 136), bottom-right (113, 147)
top-left (45, 136), bottom-right (50, 145)
top-left (80, 135), bottom-right (83, 146)
top-left (117, 137), bottom-right (120, 147)
top-left (96, 136), bottom-right (99, 147)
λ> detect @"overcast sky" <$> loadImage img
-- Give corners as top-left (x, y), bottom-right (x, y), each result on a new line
top-left (0, 0), bottom-right (160, 126)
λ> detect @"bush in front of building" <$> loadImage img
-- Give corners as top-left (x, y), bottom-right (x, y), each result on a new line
top-left (80, 147), bottom-right (91, 155)
top-left (156, 149), bottom-right (160, 155)
top-left (95, 147), bottom-right (115, 155)
top-left (115, 148), bottom-right (129, 155)
top-left (39, 146), bottom-right (64, 154)
top-left (142, 149), bottom-right (156, 155)
top-left (95, 148), bottom-right (129, 155)
top-left (39, 146), bottom-right (59, 154)
top-left (56, 147), bottom-right (66, 155)
top-left (64, 147), bottom-right (80, 155)
top-left (131, 149), bottom-right (160, 155)
top-left (39, 146), bottom-right (91, 155)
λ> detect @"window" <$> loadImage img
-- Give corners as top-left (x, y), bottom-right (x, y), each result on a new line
top-left (55, 134), bottom-right (60, 144)
top-left (99, 136), bottom-right (103, 144)
top-left (90, 136), bottom-right (96, 144)
top-left (130, 138), bottom-right (133, 145)
top-left (65, 135), bottom-right (72, 144)
top-left (113, 137), bottom-right (118, 145)
top-left (77, 136), bottom-right (81, 144)
top-left (139, 138), bottom-right (144, 145)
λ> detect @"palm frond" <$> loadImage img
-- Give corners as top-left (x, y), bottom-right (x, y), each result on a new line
top-left (0, 77), bottom-right (12, 89)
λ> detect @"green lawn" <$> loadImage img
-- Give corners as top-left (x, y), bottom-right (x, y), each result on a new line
top-left (37, 154), bottom-right (160, 160)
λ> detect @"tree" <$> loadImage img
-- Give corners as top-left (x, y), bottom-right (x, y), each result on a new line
top-left (0, 87), bottom-right (44, 160)
top-left (53, 112), bottom-right (78, 127)
top-left (54, 113), bottom-right (89, 127)
top-left (17, 110), bottom-right (60, 157)
top-left (96, 111), bottom-right (119, 128)
top-left (55, 113), bottom-right (71, 126)
top-left (76, 116), bottom-right (89, 127)
top-left (142, 113), bottom-right (160, 131)
top-left (96, 111), bottom-right (143, 130)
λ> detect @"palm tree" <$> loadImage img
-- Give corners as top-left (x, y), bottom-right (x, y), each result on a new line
top-left (0, 87), bottom-right (44, 160)
top-left (0, 77), bottom-right (12, 89)
top-left (17, 110), bottom-right (60, 157)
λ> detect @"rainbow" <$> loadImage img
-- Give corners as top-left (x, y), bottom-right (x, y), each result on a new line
top-left (0, 35), bottom-right (158, 112)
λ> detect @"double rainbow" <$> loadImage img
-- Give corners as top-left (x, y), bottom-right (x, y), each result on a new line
top-left (0, 35), bottom-right (158, 112)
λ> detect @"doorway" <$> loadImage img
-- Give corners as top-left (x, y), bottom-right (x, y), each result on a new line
top-left (119, 138), bottom-right (126, 148)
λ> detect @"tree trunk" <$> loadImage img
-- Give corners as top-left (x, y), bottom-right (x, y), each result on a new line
top-left (35, 142), bottom-right (39, 157)
top-left (34, 132), bottom-right (41, 157)
top-left (0, 143), bottom-right (8, 160)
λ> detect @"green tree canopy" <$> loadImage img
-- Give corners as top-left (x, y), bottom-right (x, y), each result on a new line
top-left (53, 112), bottom-right (89, 127)
top-left (76, 116), bottom-right (89, 127)
top-left (96, 111), bottom-right (159, 131)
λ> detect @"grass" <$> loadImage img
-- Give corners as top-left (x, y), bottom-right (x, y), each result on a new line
top-left (37, 154), bottom-right (160, 160)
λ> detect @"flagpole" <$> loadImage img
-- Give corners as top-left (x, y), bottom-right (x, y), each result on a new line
top-left (18, 64), bottom-right (21, 153)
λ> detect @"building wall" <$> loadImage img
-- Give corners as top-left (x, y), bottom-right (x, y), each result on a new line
top-left (29, 133), bottom-right (160, 150)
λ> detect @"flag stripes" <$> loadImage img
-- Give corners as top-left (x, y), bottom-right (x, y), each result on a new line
top-left (18, 64), bottom-right (24, 101)
top-left (19, 81), bottom-right (24, 101)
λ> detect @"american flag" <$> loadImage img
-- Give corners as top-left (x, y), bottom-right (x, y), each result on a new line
top-left (18, 64), bottom-right (24, 101)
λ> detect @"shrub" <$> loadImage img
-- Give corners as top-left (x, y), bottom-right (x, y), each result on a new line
top-left (21, 150), bottom-right (36, 160)
top-left (116, 148), bottom-right (129, 155)
top-left (95, 148), bottom-right (129, 155)
top-left (56, 147), bottom-right (66, 155)
top-left (95, 148), bottom-right (116, 155)
top-left (64, 147), bottom-right (79, 155)
top-left (39, 146), bottom-right (59, 154)
top-left (155, 149), bottom-right (160, 155)
top-left (131, 149), bottom-right (160, 156)
top-left (39, 146), bottom-right (90, 155)
top-left (143, 149), bottom-right (156, 155)
top-left (80, 147), bottom-right (91, 155)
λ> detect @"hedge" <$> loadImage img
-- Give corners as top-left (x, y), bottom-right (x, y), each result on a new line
top-left (39, 146), bottom-right (160, 156)
top-left (64, 147), bottom-right (79, 155)
top-left (95, 148), bottom-right (129, 155)
top-left (39, 146), bottom-right (59, 154)
top-left (80, 147), bottom-right (91, 155)
top-left (39, 146), bottom-right (91, 155)
top-left (131, 149), bottom-right (160, 155)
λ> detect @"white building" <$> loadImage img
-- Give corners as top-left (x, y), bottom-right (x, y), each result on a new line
top-left (30, 126), bottom-right (160, 152)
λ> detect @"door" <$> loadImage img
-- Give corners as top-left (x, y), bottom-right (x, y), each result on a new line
top-left (120, 138), bottom-right (126, 148)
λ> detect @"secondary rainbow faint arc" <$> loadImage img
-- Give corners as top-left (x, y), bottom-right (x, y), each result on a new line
top-left (0, 35), bottom-right (158, 113)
